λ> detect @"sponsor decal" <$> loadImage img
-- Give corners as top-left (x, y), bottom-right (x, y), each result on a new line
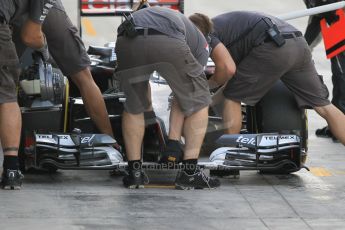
top-left (262, 135), bottom-right (296, 141)
top-left (40, 0), bottom-right (56, 22)
top-left (38, 135), bottom-right (52, 139)
top-left (81, 135), bottom-right (95, 146)
top-left (57, 135), bottom-right (69, 140)
top-left (236, 135), bottom-right (256, 145)
top-left (236, 135), bottom-right (298, 146)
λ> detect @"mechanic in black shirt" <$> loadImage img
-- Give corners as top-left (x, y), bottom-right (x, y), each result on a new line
top-left (0, 0), bottom-right (55, 190)
top-left (189, 11), bottom-right (345, 146)
top-left (303, 0), bottom-right (345, 141)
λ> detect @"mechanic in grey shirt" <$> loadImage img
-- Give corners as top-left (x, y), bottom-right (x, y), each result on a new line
top-left (209, 11), bottom-right (298, 65)
top-left (189, 11), bottom-right (345, 146)
top-left (1, 0), bottom-right (55, 24)
top-left (163, 13), bottom-right (213, 166)
top-left (116, 6), bottom-right (220, 189)
top-left (11, 0), bottom-right (56, 54)
top-left (131, 2), bottom-right (211, 166)
top-left (132, 6), bottom-right (209, 65)
top-left (11, 0), bottom-right (116, 141)
top-left (0, 0), bottom-right (55, 190)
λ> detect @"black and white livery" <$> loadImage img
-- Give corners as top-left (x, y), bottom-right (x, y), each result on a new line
top-left (27, 131), bottom-right (307, 174)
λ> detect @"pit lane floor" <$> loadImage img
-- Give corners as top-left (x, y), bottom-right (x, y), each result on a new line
top-left (1, 0), bottom-right (345, 229)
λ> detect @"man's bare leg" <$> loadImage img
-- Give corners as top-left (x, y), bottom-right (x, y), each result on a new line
top-left (223, 99), bottom-right (242, 134)
top-left (159, 99), bottom-right (185, 164)
top-left (122, 111), bottom-right (147, 188)
top-left (314, 104), bottom-right (345, 145)
top-left (168, 99), bottom-right (184, 141)
top-left (0, 103), bottom-right (21, 157)
top-left (174, 106), bottom-right (220, 189)
top-left (71, 68), bottom-right (114, 137)
top-left (122, 111), bottom-right (145, 161)
top-left (0, 103), bottom-right (24, 189)
top-left (183, 107), bottom-right (209, 160)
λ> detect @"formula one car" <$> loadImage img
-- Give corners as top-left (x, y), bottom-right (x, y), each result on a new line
top-left (16, 0), bottom-right (308, 176)
top-left (17, 45), bottom-right (308, 175)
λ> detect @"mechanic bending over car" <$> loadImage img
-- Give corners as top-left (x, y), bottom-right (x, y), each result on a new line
top-left (188, 11), bottom-right (345, 146)
top-left (303, 0), bottom-right (345, 142)
top-left (115, 6), bottom-right (220, 189)
top-left (0, 0), bottom-right (56, 190)
top-left (10, 0), bottom-right (115, 141)
top-left (161, 15), bottom-right (217, 165)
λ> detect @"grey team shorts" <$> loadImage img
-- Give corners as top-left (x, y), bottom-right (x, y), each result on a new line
top-left (224, 36), bottom-right (330, 108)
top-left (42, 7), bottom-right (91, 76)
top-left (0, 24), bottom-right (20, 104)
top-left (115, 34), bottom-right (211, 116)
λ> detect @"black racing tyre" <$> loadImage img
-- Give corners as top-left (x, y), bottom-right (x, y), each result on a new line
top-left (255, 81), bottom-right (308, 151)
top-left (41, 164), bottom-right (59, 173)
top-left (143, 115), bottom-right (168, 162)
top-left (249, 81), bottom-right (308, 174)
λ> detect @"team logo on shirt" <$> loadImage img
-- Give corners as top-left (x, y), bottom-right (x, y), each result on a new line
top-left (39, 0), bottom-right (57, 22)
top-left (205, 42), bottom-right (212, 54)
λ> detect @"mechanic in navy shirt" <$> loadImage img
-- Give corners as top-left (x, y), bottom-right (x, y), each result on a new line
top-left (0, 0), bottom-right (56, 190)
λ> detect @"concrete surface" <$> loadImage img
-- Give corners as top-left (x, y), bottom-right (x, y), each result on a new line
top-left (1, 0), bottom-right (345, 230)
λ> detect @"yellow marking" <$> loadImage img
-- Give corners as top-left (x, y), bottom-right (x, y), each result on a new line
top-left (81, 18), bottom-right (97, 36)
top-left (330, 170), bottom-right (345, 175)
top-left (144, 184), bottom-right (175, 189)
top-left (167, 156), bottom-right (176, 162)
top-left (310, 167), bottom-right (332, 177)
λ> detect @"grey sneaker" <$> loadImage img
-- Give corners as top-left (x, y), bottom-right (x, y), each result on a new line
top-left (175, 169), bottom-right (221, 190)
top-left (1, 169), bottom-right (24, 190)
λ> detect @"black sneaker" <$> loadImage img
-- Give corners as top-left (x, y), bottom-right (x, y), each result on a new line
top-left (315, 126), bottom-right (333, 138)
top-left (332, 136), bottom-right (340, 143)
top-left (159, 140), bottom-right (183, 164)
top-left (175, 169), bottom-right (221, 190)
top-left (1, 169), bottom-right (24, 190)
top-left (122, 169), bottom-right (149, 189)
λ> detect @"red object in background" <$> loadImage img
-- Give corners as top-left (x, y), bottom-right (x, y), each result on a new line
top-left (80, 0), bottom-right (183, 13)
top-left (321, 9), bottom-right (345, 59)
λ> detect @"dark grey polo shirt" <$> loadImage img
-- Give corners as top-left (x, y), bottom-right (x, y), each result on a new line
top-left (132, 7), bottom-right (209, 66)
top-left (0, 0), bottom-right (59, 24)
top-left (0, 0), bottom-right (16, 23)
top-left (210, 11), bottom-right (299, 64)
